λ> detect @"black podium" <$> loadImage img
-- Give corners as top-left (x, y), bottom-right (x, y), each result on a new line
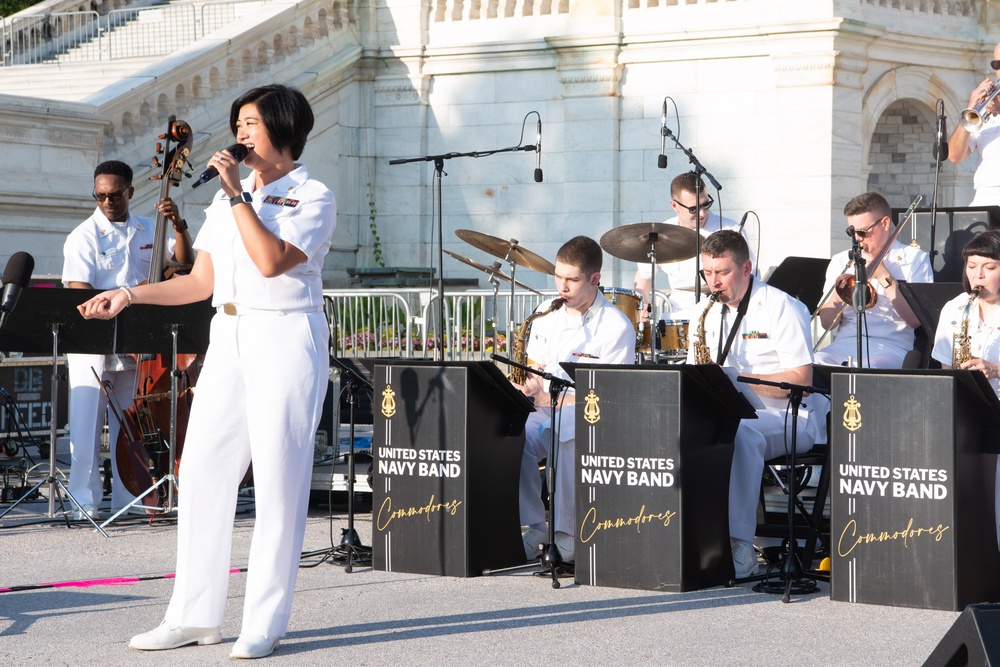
top-left (825, 368), bottom-right (1000, 610)
top-left (565, 363), bottom-right (756, 591)
top-left (371, 360), bottom-right (534, 577)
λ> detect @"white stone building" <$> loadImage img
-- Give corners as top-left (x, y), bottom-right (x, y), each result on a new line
top-left (0, 0), bottom-right (996, 291)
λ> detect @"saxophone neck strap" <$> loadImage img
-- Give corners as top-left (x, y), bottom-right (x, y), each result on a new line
top-left (718, 276), bottom-right (752, 366)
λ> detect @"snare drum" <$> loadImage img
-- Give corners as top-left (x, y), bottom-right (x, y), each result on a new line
top-left (639, 319), bottom-right (689, 358)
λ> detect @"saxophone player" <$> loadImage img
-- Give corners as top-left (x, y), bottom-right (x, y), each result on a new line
top-left (932, 230), bottom-right (1000, 549)
top-left (689, 230), bottom-right (830, 578)
top-left (513, 236), bottom-right (636, 564)
top-left (948, 43), bottom-right (1000, 206)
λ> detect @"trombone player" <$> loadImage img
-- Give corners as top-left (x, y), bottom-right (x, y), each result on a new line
top-left (815, 192), bottom-right (932, 368)
top-left (948, 44), bottom-right (1000, 206)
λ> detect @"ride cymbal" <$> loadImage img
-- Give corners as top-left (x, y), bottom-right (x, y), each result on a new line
top-left (455, 229), bottom-right (555, 275)
top-left (599, 222), bottom-right (699, 264)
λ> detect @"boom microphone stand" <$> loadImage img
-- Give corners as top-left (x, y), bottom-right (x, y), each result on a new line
top-left (484, 353), bottom-right (574, 589)
top-left (736, 376), bottom-right (829, 603)
top-left (848, 227), bottom-right (870, 368)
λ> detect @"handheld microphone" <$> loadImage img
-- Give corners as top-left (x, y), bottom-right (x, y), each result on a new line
top-left (534, 118), bottom-right (543, 183)
top-left (738, 211), bottom-right (749, 232)
top-left (0, 251), bottom-right (34, 332)
top-left (190, 144), bottom-right (250, 189)
top-left (933, 99), bottom-right (949, 162)
top-left (657, 98), bottom-right (668, 169)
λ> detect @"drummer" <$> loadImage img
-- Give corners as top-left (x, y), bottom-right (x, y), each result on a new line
top-left (633, 172), bottom-right (751, 320)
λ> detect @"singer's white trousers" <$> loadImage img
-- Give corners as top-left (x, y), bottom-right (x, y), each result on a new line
top-left (66, 354), bottom-right (137, 509)
top-left (519, 404), bottom-right (575, 536)
top-left (164, 311), bottom-right (328, 637)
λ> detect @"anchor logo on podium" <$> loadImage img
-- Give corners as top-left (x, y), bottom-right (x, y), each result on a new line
top-left (381, 385), bottom-right (397, 418)
top-left (583, 389), bottom-right (601, 425)
top-left (842, 394), bottom-right (862, 432)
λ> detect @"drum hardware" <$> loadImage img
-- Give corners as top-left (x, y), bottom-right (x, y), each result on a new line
top-left (443, 250), bottom-right (541, 295)
top-left (600, 222), bottom-right (699, 358)
top-left (455, 229), bottom-right (555, 370)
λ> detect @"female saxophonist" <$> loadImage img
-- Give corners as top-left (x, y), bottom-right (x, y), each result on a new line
top-left (78, 83), bottom-right (336, 659)
top-left (932, 230), bottom-right (1000, 549)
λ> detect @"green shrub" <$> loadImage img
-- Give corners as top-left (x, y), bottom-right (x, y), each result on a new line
top-left (1, 0), bottom-right (38, 15)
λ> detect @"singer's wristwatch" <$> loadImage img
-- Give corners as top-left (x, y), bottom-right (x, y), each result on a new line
top-left (230, 191), bottom-right (252, 207)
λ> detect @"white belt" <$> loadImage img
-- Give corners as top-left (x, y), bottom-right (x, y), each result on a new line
top-left (218, 303), bottom-right (323, 316)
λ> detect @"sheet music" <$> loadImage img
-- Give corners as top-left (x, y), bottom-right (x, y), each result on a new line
top-left (722, 366), bottom-right (766, 410)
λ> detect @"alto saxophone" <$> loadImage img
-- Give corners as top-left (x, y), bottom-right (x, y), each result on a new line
top-left (952, 287), bottom-right (981, 367)
top-left (508, 298), bottom-right (565, 384)
top-left (693, 292), bottom-right (719, 365)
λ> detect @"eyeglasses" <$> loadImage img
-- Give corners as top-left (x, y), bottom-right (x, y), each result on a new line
top-left (672, 197), bottom-right (714, 215)
top-left (850, 219), bottom-right (884, 239)
top-left (92, 191), bottom-right (128, 203)
top-left (991, 59), bottom-right (1000, 70)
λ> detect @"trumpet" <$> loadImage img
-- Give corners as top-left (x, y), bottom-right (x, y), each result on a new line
top-left (961, 80), bottom-right (1000, 131)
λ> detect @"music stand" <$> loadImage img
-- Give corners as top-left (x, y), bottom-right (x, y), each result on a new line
top-left (898, 282), bottom-right (964, 368)
top-left (0, 287), bottom-right (113, 535)
top-left (100, 299), bottom-right (212, 526)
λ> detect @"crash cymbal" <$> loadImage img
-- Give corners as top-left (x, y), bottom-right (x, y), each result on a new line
top-left (455, 229), bottom-right (555, 275)
top-left (599, 222), bottom-right (699, 264)
top-left (443, 250), bottom-right (541, 295)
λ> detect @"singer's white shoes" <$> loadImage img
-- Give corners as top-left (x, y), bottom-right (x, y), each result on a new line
top-left (231, 634), bottom-right (280, 659)
top-left (128, 622), bottom-right (222, 651)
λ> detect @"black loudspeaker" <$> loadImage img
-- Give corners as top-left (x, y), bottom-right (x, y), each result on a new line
top-left (923, 604), bottom-right (1000, 666)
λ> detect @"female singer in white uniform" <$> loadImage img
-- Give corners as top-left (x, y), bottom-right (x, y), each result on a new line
top-left (78, 83), bottom-right (336, 659)
top-left (932, 229), bottom-right (1000, 549)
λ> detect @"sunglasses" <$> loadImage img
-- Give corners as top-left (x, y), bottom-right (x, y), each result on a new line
top-left (850, 219), bottom-right (883, 239)
top-left (992, 60), bottom-right (1000, 70)
top-left (93, 191), bottom-right (129, 203)
top-left (672, 197), bottom-right (714, 215)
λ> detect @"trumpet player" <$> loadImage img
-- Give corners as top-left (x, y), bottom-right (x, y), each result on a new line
top-left (948, 46), bottom-right (1000, 206)
top-left (932, 230), bottom-right (1000, 548)
top-left (688, 230), bottom-right (829, 578)
top-left (815, 192), bottom-right (932, 368)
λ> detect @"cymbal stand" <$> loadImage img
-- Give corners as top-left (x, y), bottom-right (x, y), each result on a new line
top-left (735, 376), bottom-right (829, 602)
top-left (645, 237), bottom-right (661, 361)
top-left (849, 230), bottom-right (870, 368)
top-left (0, 323), bottom-right (109, 536)
top-left (484, 353), bottom-right (574, 589)
top-left (486, 262), bottom-right (503, 358)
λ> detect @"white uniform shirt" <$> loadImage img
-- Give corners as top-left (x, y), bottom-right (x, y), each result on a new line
top-left (932, 292), bottom-right (1000, 398)
top-left (969, 116), bottom-right (1000, 194)
top-left (195, 165), bottom-right (336, 310)
top-left (525, 291), bottom-right (636, 388)
top-left (821, 241), bottom-right (933, 351)
top-left (62, 210), bottom-right (171, 288)
top-left (688, 278), bottom-right (814, 412)
top-left (636, 211), bottom-right (751, 316)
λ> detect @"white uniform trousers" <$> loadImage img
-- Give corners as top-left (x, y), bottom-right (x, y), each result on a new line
top-left (815, 337), bottom-right (909, 369)
top-left (164, 311), bottom-right (328, 637)
top-left (519, 403), bottom-right (576, 536)
top-left (66, 353), bottom-right (137, 509)
top-left (729, 398), bottom-right (827, 544)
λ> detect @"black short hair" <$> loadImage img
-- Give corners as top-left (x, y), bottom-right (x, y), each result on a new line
top-left (701, 229), bottom-right (750, 265)
top-left (229, 84), bottom-right (314, 160)
top-left (844, 191), bottom-right (891, 220)
top-left (961, 230), bottom-right (1000, 292)
top-left (556, 236), bottom-right (603, 276)
top-left (94, 160), bottom-right (133, 185)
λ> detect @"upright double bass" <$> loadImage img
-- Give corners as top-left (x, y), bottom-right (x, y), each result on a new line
top-left (112, 116), bottom-right (199, 509)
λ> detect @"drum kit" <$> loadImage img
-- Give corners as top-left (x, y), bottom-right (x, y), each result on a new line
top-left (447, 222), bottom-right (699, 362)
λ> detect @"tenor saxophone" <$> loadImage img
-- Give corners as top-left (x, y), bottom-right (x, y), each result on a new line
top-left (693, 292), bottom-right (719, 365)
top-left (952, 287), bottom-right (981, 367)
top-left (508, 297), bottom-right (565, 383)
